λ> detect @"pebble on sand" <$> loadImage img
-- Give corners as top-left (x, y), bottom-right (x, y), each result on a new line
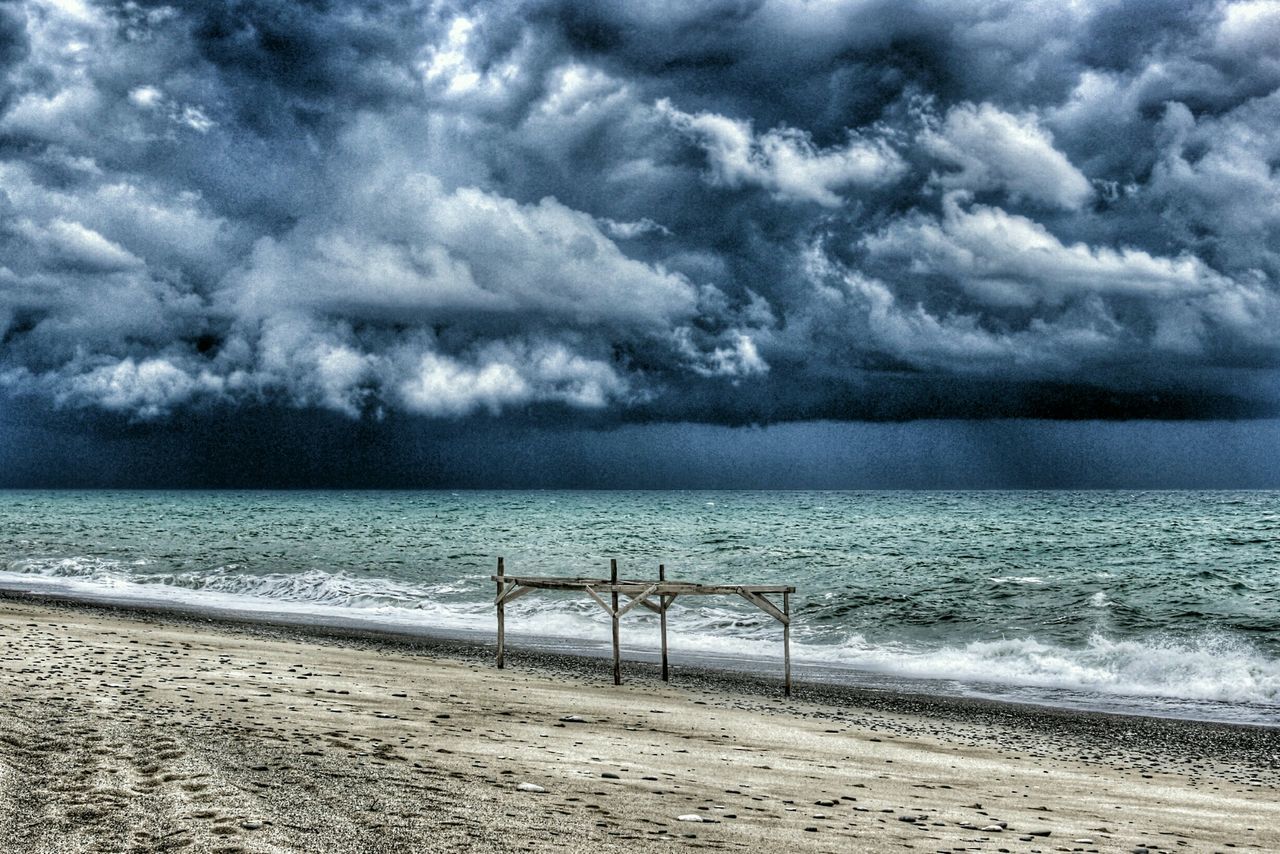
top-left (516, 783), bottom-right (546, 793)
top-left (676, 814), bottom-right (704, 822)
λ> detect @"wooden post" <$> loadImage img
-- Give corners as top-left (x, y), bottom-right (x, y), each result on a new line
top-left (658, 564), bottom-right (669, 682)
top-left (610, 558), bottom-right (621, 686)
top-left (782, 590), bottom-right (791, 697)
top-left (496, 557), bottom-right (505, 669)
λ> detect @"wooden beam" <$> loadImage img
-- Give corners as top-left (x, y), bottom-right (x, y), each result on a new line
top-left (583, 585), bottom-right (614, 616)
top-left (496, 557), bottom-right (505, 670)
top-left (489, 576), bottom-right (795, 595)
top-left (625, 595), bottom-right (662, 615)
top-left (783, 590), bottom-right (791, 698)
top-left (615, 584), bottom-right (658, 618)
top-left (738, 590), bottom-right (789, 625)
top-left (610, 559), bottom-right (620, 686)
top-left (659, 564), bottom-right (669, 682)
top-left (498, 584), bottom-right (535, 606)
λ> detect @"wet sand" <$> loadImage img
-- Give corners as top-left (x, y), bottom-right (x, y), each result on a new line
top-left (0, 594), bottom-right (1276, 853)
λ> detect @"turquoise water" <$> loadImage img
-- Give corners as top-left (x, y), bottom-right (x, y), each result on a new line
top-left (1, 490), bottom-right (1277, 723)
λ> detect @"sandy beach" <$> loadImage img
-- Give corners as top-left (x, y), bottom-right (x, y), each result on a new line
top-left (0, 594), bottom-right (1276, 854)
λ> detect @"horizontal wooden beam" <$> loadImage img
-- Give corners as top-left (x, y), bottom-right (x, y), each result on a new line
top-left (489, 575), bottom-right (794, 595)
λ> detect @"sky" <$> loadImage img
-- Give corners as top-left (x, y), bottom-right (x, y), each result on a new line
top-left (1, 0), bottom-right (1278, 487)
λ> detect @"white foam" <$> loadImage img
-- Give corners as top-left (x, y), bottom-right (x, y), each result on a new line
top-left (799, 632), bottom-right (1280, 707)
top-left (0, 557), bottom-right (496, 632)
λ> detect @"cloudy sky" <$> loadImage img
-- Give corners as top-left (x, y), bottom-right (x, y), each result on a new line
top-left (1, 0), bottom-right (1279, 486)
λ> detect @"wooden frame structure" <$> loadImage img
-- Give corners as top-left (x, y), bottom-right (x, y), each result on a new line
top-left (491, 557), bottom-right (796, 696)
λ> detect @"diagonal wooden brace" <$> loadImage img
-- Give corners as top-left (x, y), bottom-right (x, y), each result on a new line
top-left (615, 585), bottom-right (659, 618)
top-left (738, 589), bottom-right (789, 625)
top-left (497, 584), bottom-right (535, 606)
top-left (584, 585), bottom-right (615, 616)
top-left (625, 595), bottom-right (663, 615)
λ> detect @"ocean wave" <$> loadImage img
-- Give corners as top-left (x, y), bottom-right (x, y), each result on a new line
top-left (799, 632), bottom-right (1280, 707)
top-left (1, 556), bottom-right (497, 630)
top-left (2, 556), bottom-right (1277, 713)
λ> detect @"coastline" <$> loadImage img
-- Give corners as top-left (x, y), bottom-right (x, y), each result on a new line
top-left (1, 591), bottom-right (1277, 852)
top-left (4, 587), bottom-right (1278, 735)
top-left (4, 581), bottom-right (1276, 728)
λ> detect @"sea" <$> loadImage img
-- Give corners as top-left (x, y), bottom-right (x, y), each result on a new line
top-left (1, 490), bottom-right (1277, 726)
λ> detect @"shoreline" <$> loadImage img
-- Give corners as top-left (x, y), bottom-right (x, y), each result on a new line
top-left (2, 575), bottom-right (1275, 730)
top-left (1, 593), bottom-right (1278, 852)
top-left (5, 588), bottom-right (1277, 757)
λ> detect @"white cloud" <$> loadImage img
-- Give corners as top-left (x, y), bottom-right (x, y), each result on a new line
top-left (853, 272), bottom-right (1118, 373)
top-left (246, 315), bottom-right (376, 416)
top-left (599, 217), bottom-right (671, 239)
top-left (398, 341), bottom-right (628, 417)
top-left (217, 312), bottom-right (634, 420)
top-left (658, 99), bottom-right (905, 206)
top-left (230, 172), bottom-right (698, 328)
top-left (803, 246), bottom-right (1119, 376)
top-left (1215, 1), bottom-right (1280, 57)
top-left (923, 102), bottom-right (1093, 210)
top-left (863, 192), bottom-right (1220, 307)
top-left (124, 85), bottom-right (216, 133)
top-left (56, 357), bottom-right (224, 418)
top-left (676, 328), bottom-right (770, 378)
top-left (0, 83), bottom-right (101, 143)
top-left (1146, 98), bottom-right (1280, 270)
top-left (128, 86), bottom-right (163, 109)
top-left (401, 352), bottom-right (529, 416)
top-left (853, 194), bottom-right (1280, 366)
top-left (180, 105), bottom-right (215, 133)
top-left (17, 217), bottom-right (143, 272)
top-left (421, 17), bottom-right (481, 93)
top-left (536, 63), bottom-right (630, 118)
top-left (416, 14), bottom-right (531, 109)
top-left (0, 159), bottom-right (232, 279)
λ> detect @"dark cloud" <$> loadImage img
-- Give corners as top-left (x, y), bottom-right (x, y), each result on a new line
top-left (4, 399), bottom-right (1278, 488)
top-left (1, 0), bottom-right (1278, 444)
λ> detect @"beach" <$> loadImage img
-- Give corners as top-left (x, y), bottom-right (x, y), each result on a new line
top-left (0, 594), bottom-right (1276, 853)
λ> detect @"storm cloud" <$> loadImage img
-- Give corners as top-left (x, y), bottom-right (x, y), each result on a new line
top-left (2, 0), bottom-right (1279, 431)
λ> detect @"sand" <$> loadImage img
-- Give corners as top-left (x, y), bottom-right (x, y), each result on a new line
top-left (0, 595), bottom-right (1276, 854)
